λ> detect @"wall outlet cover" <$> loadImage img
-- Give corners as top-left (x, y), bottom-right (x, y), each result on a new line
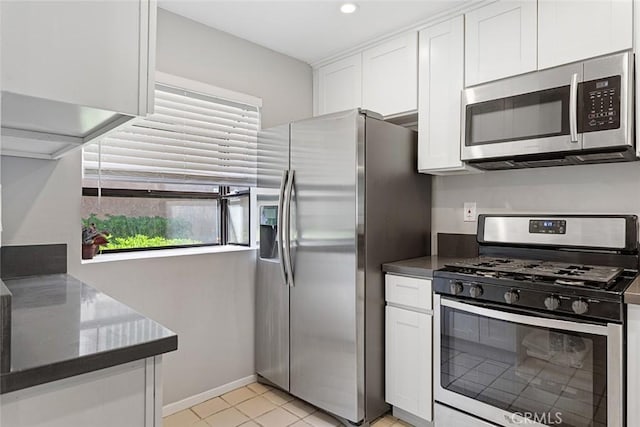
top-left (464, 202), bottom-right (477, 222)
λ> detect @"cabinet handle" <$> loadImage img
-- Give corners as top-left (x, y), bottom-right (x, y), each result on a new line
top-left (396, 283), bottom-right (419, 290)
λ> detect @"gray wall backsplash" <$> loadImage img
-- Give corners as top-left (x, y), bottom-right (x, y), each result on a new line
top-left (1, 244), bottom-right (67, 279)
top-left (432, 161), bottom-right (640, 251)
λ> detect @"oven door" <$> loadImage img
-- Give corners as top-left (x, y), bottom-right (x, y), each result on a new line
top-left (434, 295), bottom-right (623, 427)
top-left (461, 62), bottom-right (583, 162)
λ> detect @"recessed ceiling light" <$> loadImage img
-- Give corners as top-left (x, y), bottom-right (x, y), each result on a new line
top-left (340, 3), bottom-right (358, 14)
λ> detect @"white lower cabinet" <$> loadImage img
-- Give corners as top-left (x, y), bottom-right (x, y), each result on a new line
top-left (385, 274), bottom-right (433, 423)
top-left (1, 357), bottom-right (163, 427)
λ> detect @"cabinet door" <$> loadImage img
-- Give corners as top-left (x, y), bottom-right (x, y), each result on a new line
top-left (538, 0), bottom-right (632, 70)
top-left (1, 360), bottom-right (152, 427)
top-left (1, 1), bottom-right (153, 117)
top-left (316, 54), bottom-right (362, 116)
top-left (362, 33), bottom-right (418, 117)
top-left (418, 16), bottom-right (474, 174)
top-left (465, 0), bottom-right (537, 86)
top-left (385, 306), bottom-right (432, 422)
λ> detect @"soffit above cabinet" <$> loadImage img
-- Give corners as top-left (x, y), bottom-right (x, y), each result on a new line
top-left (1, 92), bottom-right (134, 160)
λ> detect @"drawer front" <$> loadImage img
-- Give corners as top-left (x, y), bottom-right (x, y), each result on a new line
top-left (385, 274), bottom-right (432, 311)
top-left (435, 403), bottom-right (494, 427)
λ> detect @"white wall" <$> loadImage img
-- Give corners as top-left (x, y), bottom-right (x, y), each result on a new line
top-left (156, 8), bottom-right (312, 129)
top-left (1, 9), bottom-right (312, 406)
top-left (432, 161), bottom-right (640, 250)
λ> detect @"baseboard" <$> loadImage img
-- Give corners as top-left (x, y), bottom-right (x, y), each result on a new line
top-left (162, 374), bottom-right (257, 417)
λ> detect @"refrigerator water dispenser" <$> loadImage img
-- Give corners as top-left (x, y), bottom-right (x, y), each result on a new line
top-left (259, 205), bottom-right (278, 259)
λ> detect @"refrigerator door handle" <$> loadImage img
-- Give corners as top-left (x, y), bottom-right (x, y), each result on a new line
top-left (277, 170), bottom-right (289, 286)
top-left (283, 169), bottom-right (295, 287)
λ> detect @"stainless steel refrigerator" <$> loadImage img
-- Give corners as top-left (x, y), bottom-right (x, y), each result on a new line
top-left (256, 109), bottom-right (431, 425)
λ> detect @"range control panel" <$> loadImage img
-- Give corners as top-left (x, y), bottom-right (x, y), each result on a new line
top-left (579, 75), bottom-right (621, 132)
top-left (529, 219), bottom-right (566, 234)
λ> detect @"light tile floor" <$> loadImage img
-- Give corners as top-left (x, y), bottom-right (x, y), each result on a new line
top-left (163, 382), bottom-right (412, 427)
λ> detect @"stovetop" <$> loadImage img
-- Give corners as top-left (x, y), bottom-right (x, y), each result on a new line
top-left (434, 256), bottom-right (638, 323)
top-left (433, 215), bottom-right (639, 322)
top-left (444, 256), bottom-right (624, 289)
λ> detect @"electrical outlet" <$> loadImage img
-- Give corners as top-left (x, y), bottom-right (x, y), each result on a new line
top-left (464, 202), bottom-right (477, 222)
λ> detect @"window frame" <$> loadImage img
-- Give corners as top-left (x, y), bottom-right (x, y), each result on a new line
top-left (81, 73), bottom-right (261, 255)
top-left (82, 186), bottom-right (251, 253)
top-left (219, 187), bottom-right (251, 247)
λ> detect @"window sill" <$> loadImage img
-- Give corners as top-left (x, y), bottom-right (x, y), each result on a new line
top-left (80, 245), bottom-right (256, 264)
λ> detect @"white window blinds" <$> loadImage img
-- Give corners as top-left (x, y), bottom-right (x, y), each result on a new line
top-left (83, 84), bottom-right (260, 187)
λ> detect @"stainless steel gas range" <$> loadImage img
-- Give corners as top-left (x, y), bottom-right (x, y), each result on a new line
top-left (433, 214), bottom-right (639, 427)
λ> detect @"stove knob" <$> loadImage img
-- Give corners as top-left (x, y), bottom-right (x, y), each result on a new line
top-left (544, 296), bottom-right (561, 311)
top-left (504, 290), bottom-right (519, 304)
top-left (469, 284), bottom-right (483, 298)
top-left (572, 299), bottom-right (589, 315)
top-left (450, 281), bottom-right (464, 295)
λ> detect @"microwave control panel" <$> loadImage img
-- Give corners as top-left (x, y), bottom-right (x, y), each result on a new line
top-left (579, 75), bottom-right (621, 133)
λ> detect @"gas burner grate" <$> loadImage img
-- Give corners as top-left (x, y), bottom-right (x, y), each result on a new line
top-left (444, 256), bottom-right (623, 288)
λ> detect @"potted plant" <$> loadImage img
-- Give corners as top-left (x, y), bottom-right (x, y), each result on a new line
top-left (82, 223), bottom-right (110, 260)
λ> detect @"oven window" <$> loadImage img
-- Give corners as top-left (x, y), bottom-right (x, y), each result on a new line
top-left (440, 305), bottom-right (607, 427)
top-left (465, 85), bottom-right (571, 146)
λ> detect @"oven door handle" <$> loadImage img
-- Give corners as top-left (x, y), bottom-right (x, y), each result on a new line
top-left (569, 72), bottom-right (579, 142)
top-left (439, 296), bottom-right (610, 336)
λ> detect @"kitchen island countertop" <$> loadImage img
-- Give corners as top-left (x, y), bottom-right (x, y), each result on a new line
top-left (1, 274), bottom-right (177, 394)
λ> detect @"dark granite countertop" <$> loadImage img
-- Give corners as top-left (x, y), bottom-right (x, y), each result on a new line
top-left (625, 275), bottom-right (640, 305)
top-left (382, 255), bottom-right (467, 278)
top-left (1, 274), bottom-right (177, 394)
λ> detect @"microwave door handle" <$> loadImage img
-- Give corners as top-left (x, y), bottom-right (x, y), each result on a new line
top-left (570, 72), bottom-right (579, 142)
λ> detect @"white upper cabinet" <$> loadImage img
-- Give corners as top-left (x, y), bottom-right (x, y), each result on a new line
top-left (2, 1), bottom-right (155, 117)
top-left (1, 0), bottom-right (156, 159)
top-left (465, 0), bottom-right (537, 86)
top-left (538, 0), bottom-right (632, 70)
top-left (418, 16), bottom-right (474, 175)
top-left (362, 33), bottom-right (418, 117)
top-left (315, 53), bottom-right (362, 116)
top-left (314, 33), bottom-right (418, 117)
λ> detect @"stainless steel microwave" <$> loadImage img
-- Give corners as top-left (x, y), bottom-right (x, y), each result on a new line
top-left (461, 51), bottom-right (635, 170)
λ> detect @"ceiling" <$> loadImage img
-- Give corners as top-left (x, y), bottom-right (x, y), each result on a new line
top-left (159, 1), bottom-right (467, 64)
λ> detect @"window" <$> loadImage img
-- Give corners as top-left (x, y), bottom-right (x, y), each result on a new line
top-left (82, 75), bottom-right (259, 253)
